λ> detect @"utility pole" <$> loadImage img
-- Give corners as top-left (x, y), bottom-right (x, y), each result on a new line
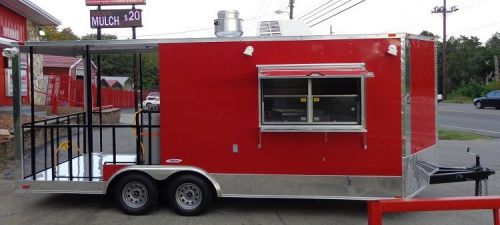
top-left (289, 0), bottom-right (295, 19)
top-left (495, 55), bottom-right (500, 81)
top-left (432, 0), bottom-right (458, 99)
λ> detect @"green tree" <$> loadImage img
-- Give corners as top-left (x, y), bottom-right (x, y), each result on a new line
top-left (81, 33), bottom-right (118, 40)
top-left (41, 26), bottom-right (79, 41)
top-left (80, 33), bottom-right (159, 90)
top-left (484, 33), bottom-right (500, 83)
top-left (446, 35), bottom-right (488, 93)
top-left (420, 31), bottom-right (500, 97)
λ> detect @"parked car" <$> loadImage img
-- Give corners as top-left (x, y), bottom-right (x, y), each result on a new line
top-left (142, 96), bottom-right (160, 109)
top-left (473, 90), bottom-right (500, 109)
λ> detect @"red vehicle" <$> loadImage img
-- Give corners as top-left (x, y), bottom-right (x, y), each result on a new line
top-left (10, 34), bottom-right (493, 216)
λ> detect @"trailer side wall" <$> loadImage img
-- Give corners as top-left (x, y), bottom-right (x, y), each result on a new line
top-left (159, 38), bottom-right (403, 176)
top-left (410, 39), bottom-right (437, 153)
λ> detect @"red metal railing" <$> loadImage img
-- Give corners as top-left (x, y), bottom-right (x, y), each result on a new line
top-left (368, 196), bottom-right (500, 225)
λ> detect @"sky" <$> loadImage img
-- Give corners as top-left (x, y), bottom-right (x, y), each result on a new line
top-left (30, 0), bottom-right (499, 43)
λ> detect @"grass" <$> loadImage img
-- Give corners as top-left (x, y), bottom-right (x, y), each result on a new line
top-left (438, 129), bottom-right (490, 140)
top-left (443, 95), bottom-right (473, 104)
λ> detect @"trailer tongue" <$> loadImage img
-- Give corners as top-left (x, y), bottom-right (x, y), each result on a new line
top-left (8, 34), bottom-right (495, 216)
top-left (430, 148), bottom-right (495, 196)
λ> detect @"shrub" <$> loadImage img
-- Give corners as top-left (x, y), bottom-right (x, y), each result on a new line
top-left (484, 81), bottom-right (500, 92)
top-left (449, 81), bottom-right (486, 98)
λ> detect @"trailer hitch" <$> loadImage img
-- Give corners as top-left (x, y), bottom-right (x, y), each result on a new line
top-left (430, 147), bottom-right (495, 196)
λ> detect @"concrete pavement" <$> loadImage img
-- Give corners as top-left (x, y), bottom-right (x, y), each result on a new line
top-left (1, 139), bottom-right (499, 225)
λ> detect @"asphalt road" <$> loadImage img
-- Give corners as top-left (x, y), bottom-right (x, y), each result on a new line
top-left (438, 103), bottom-right (500, 138)
top-left (1, 138), bottom-right (499, 225)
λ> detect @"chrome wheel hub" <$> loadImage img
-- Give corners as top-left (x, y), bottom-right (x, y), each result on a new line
top-left (122, 181), bottom-right (148, 209)
top-left (175, 183), bottom-right (202, 210)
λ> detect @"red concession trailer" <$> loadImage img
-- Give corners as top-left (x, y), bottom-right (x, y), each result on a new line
top-left (158, 34), bottom-right (438, 198)
top-left (13, 34), bottom-right (491, 216)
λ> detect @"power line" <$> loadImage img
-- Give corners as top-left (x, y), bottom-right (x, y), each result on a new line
top-left (249, 0), bottom-right (275, 34)
top-left (132, 27), bottom-right (213, 38)
top-left (457, 0), bottom-right (492, 10)
top-left (449, 21), bottom-right (500, 35)
top-left (305, 0), bottom-right (353, 24)
top-left (297, 0), bottom-right (340, 20)
top-left (273, 0), bottom-right (290, 19)
top-left (301, 0), bottom-right (343, 22)
top-left (116, 12), bottom-right (277, 39)
top-left (308, 0), bottom-right (367, 27)
top-left (294, 1), bottom-right (326, 18)
top-left (248, 0), bottom-right (270, 34)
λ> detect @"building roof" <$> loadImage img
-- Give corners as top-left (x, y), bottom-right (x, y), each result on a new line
top-left (0, 0), bottom-right (61, 26)
top-left (106, 80), bottom-right (123, 88)
top-left (43, 55), bottom-right (81, 68)
top-left (102, 76), bottom-right (130, 87)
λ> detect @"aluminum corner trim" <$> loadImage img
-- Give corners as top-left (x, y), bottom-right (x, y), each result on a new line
top-left (401, 38), bottom-right (412, 157)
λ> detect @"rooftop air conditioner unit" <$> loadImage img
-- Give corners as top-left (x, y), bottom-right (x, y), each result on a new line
top-left (258, 20), bottom-right (311, 37)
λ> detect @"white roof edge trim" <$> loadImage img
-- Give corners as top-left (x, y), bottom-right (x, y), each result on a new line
top-left (19, 0), bottom-right (61, 25)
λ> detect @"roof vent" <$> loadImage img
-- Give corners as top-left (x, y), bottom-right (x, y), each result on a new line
top-left (214, 10), bottom-right (243, 37)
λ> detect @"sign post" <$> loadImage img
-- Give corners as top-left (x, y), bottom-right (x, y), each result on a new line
top-left (86, 0), bottom-right (145, 160)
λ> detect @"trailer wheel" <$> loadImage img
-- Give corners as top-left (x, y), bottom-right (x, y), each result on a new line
top-left (167, 174), bottom-right (213, 216)
top-left (114, 173), bottom-right (158, 215)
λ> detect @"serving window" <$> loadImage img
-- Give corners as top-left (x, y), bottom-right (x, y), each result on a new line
top-left (258, 63), bottom-right (373, 132)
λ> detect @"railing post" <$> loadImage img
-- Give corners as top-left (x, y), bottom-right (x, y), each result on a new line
top-left (148, 111), bottom-right (152, 165)
top-left (135, 112), bottom-right (141, 165)
top-left (67, 127), bottom-right (73, 181)
top-left (367, 201), bottom-right (383, 225)
top-left (112, 127), bottom-right (116, 164)
top-left (85, 45), bottom-right (94, 181)
top-left (29, 46), bottom-right (36, 180)
top-left (494, 208), bottom-right (499, 225)
top-left (50, 127), bottom-right (55, 180)
top-left (44, 121), bottom-right (47, 169)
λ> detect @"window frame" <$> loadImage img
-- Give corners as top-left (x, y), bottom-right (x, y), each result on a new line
top-left (257, 63), bottom-right (372, 133)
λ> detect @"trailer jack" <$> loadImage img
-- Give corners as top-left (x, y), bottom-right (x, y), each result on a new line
top-left (430, 148), bottom-right (495, 196)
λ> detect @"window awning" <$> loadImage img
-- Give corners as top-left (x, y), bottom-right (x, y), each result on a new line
top-left (257, 63), bottom-right (374, 78)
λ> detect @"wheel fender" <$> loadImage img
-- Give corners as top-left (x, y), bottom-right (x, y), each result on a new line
top-left (106, 165), bottom-right (222, 197)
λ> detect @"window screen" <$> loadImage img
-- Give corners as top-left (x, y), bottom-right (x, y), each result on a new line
top-left (262, 79), bottom-right (307, 123)
top-left (311, 78), bottom-right (360, 124)
top-left (261, 78), bottom-right (362, 125)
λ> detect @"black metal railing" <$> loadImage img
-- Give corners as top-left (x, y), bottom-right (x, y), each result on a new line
top-left (21, 110), bottom-right (160, 181)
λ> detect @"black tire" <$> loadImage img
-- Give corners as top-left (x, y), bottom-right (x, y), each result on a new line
top-left (167, 174), bottom-right (213, 216)
top-left (475, 101), bottom-right (483, 109)
top-left (113, 173), bottom-right (158, 215)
